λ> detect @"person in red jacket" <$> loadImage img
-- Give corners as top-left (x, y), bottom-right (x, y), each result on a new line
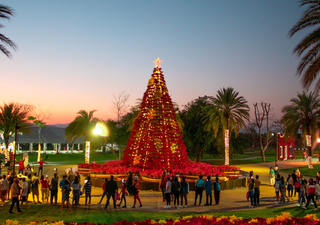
top-left (37, 158), bottom-right (47, 176)
top-left (303, 178), bottom-right (318, 210)
top-left (97, 178), bottom-right (108, 204)
top-left (18, 158), bottom-right (25, 174)
top-left (160, 171), bottom-right (167, 202)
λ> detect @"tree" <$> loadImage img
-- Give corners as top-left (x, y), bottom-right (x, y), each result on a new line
top-left (253, 102), bottom-right (273, 162)
top-left (122, 65), bottom-right (189, 170)
top-left (112, 91), bottom-right (130, 122)
top-left (0, 102), bottom-right (33, 154)
top-left (179, 96), bottom-right (217, 162)
top-left (281, 91), bottom-right (320, 168)
top-left (289, 0), bottom-right (320, 92)
top-left (204, 87), bottom-right (250, 165)
top-left (65, 110), bottom-right (99, 145)
top-left (28, 105), bottom-right (51, 161)
top-left (0, 4), bottom-right (17, 58)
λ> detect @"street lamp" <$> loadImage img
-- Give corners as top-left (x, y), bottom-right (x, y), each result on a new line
top-left (12, 123), bottom-right (20, 176)
top-left (85, 122), bottom-right (108, 164)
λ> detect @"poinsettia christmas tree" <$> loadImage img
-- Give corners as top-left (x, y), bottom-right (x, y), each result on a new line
top-left (122, 58), bottom-right (189, 170)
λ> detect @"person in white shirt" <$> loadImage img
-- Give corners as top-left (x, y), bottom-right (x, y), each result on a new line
top-left (164, 177), bottom-right (172, 208)
top-left (20, 177), bottom-right (29, 210)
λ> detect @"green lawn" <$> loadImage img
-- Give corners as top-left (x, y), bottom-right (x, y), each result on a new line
top-left (281, 163), bottom-right (320, 177)
top-left (2, 204), bottom-right (319, 224)
top-left (12, 152), bottom-right (117, 165)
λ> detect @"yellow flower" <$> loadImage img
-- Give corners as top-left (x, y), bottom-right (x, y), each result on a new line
top-left (305, 214), bottom-right (319, 221)
top-left (51, 221), bottom-right (64, 225)
top-left (266, 217), bottom-right (275, 224)
top-left (6, 220), bottom-right (19, 225)
top-left (249, 218), bottom-right (258, 223)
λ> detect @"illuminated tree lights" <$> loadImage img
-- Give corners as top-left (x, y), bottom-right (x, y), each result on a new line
top-left (122, 64), bottom-right (189, 170)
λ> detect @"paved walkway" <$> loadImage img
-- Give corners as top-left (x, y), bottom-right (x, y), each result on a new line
top-left (1, 159), bottom-right (317, 213)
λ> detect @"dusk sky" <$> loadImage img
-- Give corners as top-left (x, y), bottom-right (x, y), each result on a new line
top-left (0, 1), bottom-right (309, 124)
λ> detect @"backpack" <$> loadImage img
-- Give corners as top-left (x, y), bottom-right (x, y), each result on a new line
top-left (295, 181), bottom-right (301, 189)
top-left (215, 182), bottom-right (221, 191)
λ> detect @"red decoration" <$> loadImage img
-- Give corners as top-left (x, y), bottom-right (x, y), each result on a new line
top-left (122, 67), bottom-right (189, 170)
top-left (277, 133), bottom-right (295, 160)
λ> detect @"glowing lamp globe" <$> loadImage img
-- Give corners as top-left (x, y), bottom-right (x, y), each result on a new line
top-left (94, 122), bottom-right (108, 137)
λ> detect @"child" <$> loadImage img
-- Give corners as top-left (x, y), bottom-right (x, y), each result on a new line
top-left (117, 179), bottom-right (127, 208)
top-left (204, 176), bottom-right (212, 206)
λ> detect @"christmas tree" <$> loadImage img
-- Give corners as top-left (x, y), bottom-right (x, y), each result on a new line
top-left (122, 58), bottom-right (189, 170)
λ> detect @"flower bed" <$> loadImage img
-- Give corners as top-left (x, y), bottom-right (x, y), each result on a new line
top-left (78, 160), bottom-right (240, 178)
top-left (5, 212), bottom-right (320, 225)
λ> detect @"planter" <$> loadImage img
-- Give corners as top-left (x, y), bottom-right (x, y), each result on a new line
top-left (141, 176), bottom-right (161, 183)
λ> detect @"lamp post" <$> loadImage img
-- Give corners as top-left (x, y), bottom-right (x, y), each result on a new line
top-left (12, 123), bottom-right (20, 177)
top-left (85, 122), bottom-right (108, 164)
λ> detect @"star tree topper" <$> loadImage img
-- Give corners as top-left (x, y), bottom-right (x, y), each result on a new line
top-left (153, 57), bottom-right (163, 68)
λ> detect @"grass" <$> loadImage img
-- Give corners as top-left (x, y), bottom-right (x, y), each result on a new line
top-left (281, 163), bottom-right (320, 177)
top-left (12, 152), bottom-right (117, 165)
top-left (2, 203), bottom-right (320, 224)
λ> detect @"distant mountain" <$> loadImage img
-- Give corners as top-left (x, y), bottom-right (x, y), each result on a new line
top-left (50, 123), bottom-right (69, 128)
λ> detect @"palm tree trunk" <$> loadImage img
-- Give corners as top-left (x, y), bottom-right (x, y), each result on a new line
top-left (224, 129), bottom-right (230, 165)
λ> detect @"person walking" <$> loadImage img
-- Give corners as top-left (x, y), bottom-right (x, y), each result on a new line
top-left (254, 175), bottom-right (261, 206)
top-left (160, 171), bottom-right (167, 203)
top-left (248, 177), bottom-right (254, 208)
top-left (37, 158), bottom-right (47, 176)
top-left (32, 173), bottom-right (40, 204)
top-left (172, 176), bottom-right (181, 209)
top-left (0, 174), bottom-right (8, 206)
top-left (269, 166), bottom-right (275, 186)
top-left (117, 179), bottom-right (127, 208)
top-left (9, 178), bottom-right (22, 213)
top-left (126, 171), bottom-right (133, 195)
top-left (214, 177), bottom-right (221, 205)
top-left (180, 176), bottom-right (189, 208)
top-left (50, 172), bottom-right (58, 205)
top-left (18, 159), bottom-right (25, 175)
top-left (20, 177), bottom-right (29, 210)
top-left (98, 178), bottom-right (108, 205)
top-left (83, 177), bottom-right (92, 205)
top-left (204, 176), bottom-right (212, 206)
top-left (71, 176), bottom-right (81, 206)
top-left (194, 175), bottom-right (205, 206)
top-left (164, 177), bottom-right (172, 208)
top-left (297, 179), bottom-right (306, 207)
top-left (105, 175), bottom-right (118, 209)
top-left (303, 178), bottom-right (318, 210)
top-left (131, 176), bottom-right (142, 208)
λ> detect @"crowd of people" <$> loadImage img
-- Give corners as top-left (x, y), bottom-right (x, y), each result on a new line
top-left (0, 163), bottom-right (224, 213)
top-left (268, 165), bottom-right (320, 210)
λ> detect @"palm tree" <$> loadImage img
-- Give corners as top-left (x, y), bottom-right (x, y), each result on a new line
top-left (204, 87), bottom-right (250, 165)
top-left (289, 0), bottom-right (320, 92)
top-left (0, 102), bottom-right (33, 154)
top-left (281, 91), bottom-right (320, 168)
top-left (0, 4), bottom-right (17, 58)
top-left (65, 110), bottom-right (99, 145)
